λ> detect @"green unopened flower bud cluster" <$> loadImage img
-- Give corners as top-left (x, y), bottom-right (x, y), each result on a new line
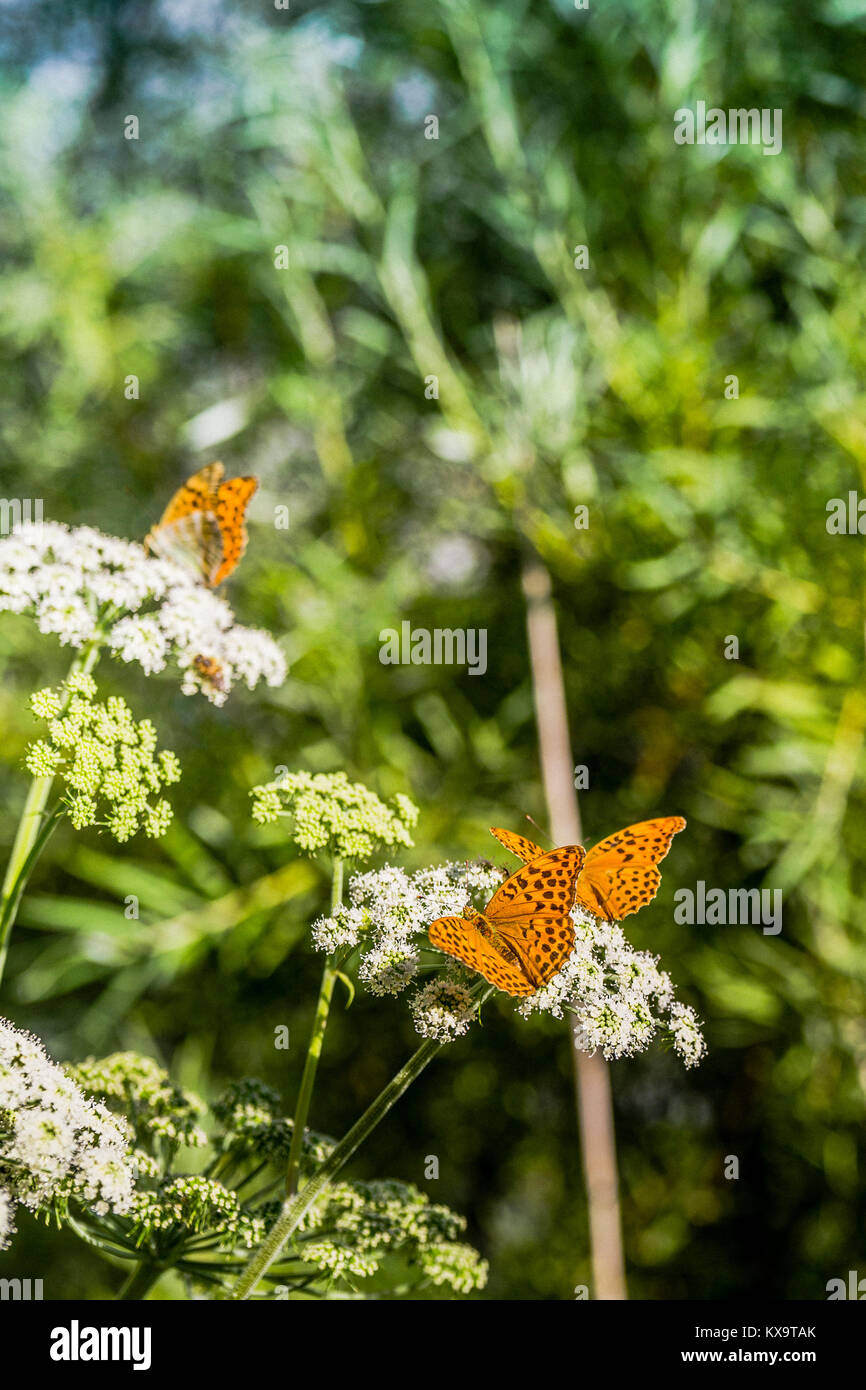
top-left (250, 770), bottom-right (418, 861)
top-left (25, 673), bottom-right (181, 842)
top-left (213, 1079), bottom-right (333, 1170)
top-left (294, 1178), bottom-right (488, 1293)
top-left (129, 1177), bottom-right (266, 1250)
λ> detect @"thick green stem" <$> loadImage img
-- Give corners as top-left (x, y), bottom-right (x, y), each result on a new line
top-left (284, 858), bottom-right (343, 1196)
top-left (0, 641), bottom-right (102, 988)
top-left (116, 1262), bottom-right (163, 1301)
top-left (0, 774), bottom-right (55, 984)
top-left (230, 982), bottom-right (492, 1301)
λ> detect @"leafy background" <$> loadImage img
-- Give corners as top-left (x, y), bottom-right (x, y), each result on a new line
top-left (1, 0), bottom-right (865, 1298)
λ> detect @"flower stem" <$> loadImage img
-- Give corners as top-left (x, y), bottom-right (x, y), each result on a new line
top-left (0, 774), bottom-right (55, 985)
top-left (0, 641), bottom-right (102, 988)
top-left (116, 1263), bottom-right (163, 1301)
top-left (284, 857), bottom-right (343, 1196)
top-left (230, 982), bottom-right (493, 1301)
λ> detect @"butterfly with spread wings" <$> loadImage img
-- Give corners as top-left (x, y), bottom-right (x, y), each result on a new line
top-left (144, 462), bottom-right (257, 588)
top-left (427, 817), bottom-right (686, 997)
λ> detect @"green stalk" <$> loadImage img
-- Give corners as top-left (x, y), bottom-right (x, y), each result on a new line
top-left (284, 857), bottom-right (343, 1196)
top-left (0, 640), bottom-right (102, 987)
top-left (116, 1263), bottom-right (163, 1301)
top-left (229, 984), bottom-right (492, 1301)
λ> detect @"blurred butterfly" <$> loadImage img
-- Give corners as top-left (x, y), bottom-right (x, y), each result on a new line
top-left (428, 844), bottom-right (585, 997)
top-left (145, 462), bottom-right (257, 587)
top-left (490, 816), bottom-right (686, 923)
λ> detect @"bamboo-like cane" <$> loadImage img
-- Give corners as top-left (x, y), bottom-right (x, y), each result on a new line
top-left (522, 557), bottom-right (627, 1301)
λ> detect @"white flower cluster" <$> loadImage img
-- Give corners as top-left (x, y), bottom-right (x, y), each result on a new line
top-left (410, 977), bottom-right (478, 1043)
top-left (0, 523), bottom-right (286, 705)
top-left (0, 1019), bottom-right (136, 1248)
top-left (316, 859), bottom-right (706, 1064)
top-left (517, 908), bottom-right (707, 1068)
top-left (312, 860), bottom-right (505, 992)
top-left (69, 1051), bottom-right (208, 1149)
top-left (313, 860), bottom-right (502, 1042)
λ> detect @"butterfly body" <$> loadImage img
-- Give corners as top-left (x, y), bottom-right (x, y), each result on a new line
top-left (145, 463), bottom-right (258, 587)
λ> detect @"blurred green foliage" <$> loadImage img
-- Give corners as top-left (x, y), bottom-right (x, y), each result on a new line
top-left (1, 0), bottom-right (866, 1299)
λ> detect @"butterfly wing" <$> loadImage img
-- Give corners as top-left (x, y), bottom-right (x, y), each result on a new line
top-left (145, 463), bottom-right (224, 583)
top-left (575, 816), bottom-right (686, 922)
top-left (210, 476), bottom-right (258, 586)
top-left (486, 845), bottom-right (585, 920)
top-left (489, 826), bottom-right (546, 864)
top-left (153, 463), bottom-right (223, 528)
top-left (428, 915), bottom-right (535, 997)
top-left (145, 464), bottom-right (257, 587)
top-left (484, 845), bottom-right (584, 988)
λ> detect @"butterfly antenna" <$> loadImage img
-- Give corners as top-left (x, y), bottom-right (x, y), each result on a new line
top-left (525, 814), bottom-right (553, 845)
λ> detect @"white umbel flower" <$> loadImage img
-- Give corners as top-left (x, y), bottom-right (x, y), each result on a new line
top-left (517, 908), bottom-right (705, 1065)
top-left (0, 1018), bottom-right (136, 1245)
top-left (410, 978), bottom-right (477, 1042)
top-left (0, 1188), bottom-right (14, 1247)
top-left (0, 522), bottom-right (286, 705)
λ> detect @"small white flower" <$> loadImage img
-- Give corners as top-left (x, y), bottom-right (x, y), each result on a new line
top-left (668, 1002), bottom-right (707, 1069)
top-left (517, 904), bottom-right (705, 1065)
top-left (0, 1188), bottom-right (15, 1249)
top-left (410, 978), bottom-right (476, 1042)
top-left (108, 615), bottom-right (168, 675)
top-left (359, 942), bottom-right (419, 995)
top-left (315, 860), bottom-right (504, 1002)
top-left (312, 905), bottom-right (367, 954)
top-left (36, 594), bottom-right (98, 646)
top-left (229, 626), bottom-right (289, 689)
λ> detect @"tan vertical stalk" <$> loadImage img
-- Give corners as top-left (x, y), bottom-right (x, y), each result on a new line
top-left (521, 557), bottom-right (627, 1301)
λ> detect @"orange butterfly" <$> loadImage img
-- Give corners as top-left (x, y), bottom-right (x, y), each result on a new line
top-left (144, 462), bottom-right (257, 587)
top-left (427, 845), bottom-right (585, 997)
top-left (489, 817), bottom-right (686, 923)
